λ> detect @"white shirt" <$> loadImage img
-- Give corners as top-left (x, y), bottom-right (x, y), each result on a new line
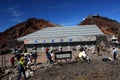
top-left (79, 51), bottom-right (87, 58)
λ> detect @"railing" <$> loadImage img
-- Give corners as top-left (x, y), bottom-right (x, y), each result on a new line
top-left (0, 55), bottom-right (6, 68)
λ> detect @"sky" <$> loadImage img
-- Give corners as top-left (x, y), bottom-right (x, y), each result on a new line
top-left (0, 0), bottom-right (120, 32)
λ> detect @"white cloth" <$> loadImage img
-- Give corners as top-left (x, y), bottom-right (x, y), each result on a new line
top-left (79, 51), bottom-right (87, 58)
top-left (112, 48), bottom-right (117, 54)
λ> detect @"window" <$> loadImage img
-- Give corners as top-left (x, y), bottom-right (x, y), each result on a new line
top-left (69, 38), bottom-right (73, 42)
top-left (43, 40), bottom-right (46, 43)
top-left (34, 40), bottom-right (38, 43)
top-left (60, 39), bottom-right (64, 42)
top-left (51, 39), bottom-right (54, 43)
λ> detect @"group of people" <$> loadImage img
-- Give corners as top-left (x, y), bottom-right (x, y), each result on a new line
top-left (9, 45), bottom-right (119, 80)
top-left (10, 47), bottom-right (38, 80)
top-left (45, 45), bottom-right (119, 64)
top-left (78, 45), bottom-right (119, 62)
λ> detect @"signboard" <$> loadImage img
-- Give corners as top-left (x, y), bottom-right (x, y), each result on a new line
top-left (24, 40), bottom-right (30, 44)
top-left (54, 51), bottom-right (72, 60)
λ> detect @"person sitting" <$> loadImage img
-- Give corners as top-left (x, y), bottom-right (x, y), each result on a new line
top-left (78, 47), bottom-right (90, 62)
top-left (79, 47), bottom-right (87, 61)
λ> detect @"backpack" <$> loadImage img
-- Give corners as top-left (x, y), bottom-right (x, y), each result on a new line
top-left (114, 51), bottom-right (118, 55)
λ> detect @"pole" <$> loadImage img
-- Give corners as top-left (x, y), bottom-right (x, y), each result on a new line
top-left (2, 56), bottom-right (3, 68)
top-left (4, 55), bottom-right (6, 67)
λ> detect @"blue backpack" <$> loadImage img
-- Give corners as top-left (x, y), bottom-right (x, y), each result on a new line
top-left (114, 51), bottom-right (118, 55)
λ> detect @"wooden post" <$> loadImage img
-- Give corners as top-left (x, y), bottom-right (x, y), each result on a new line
top-left (4, 55), bottom-right (6, 67)
top-left (65, 59), bottom-right (67, 63)
top-left (2, 56), bottom-right (3, 68)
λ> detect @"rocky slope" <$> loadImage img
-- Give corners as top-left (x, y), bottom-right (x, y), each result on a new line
top-left (0, 18), bottom-right (58, 51)
top-left (1, 14), bottom-right (120, 52)
top-left (79, 14), bottom-right (120, 35)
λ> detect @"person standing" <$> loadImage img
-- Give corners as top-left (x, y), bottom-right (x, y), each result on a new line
top-left (46, 48), bottom-right (49, 54)
top-left (10, 55), bottom-right (15, 68)
top-left (46, 48), bottom-right (52, 66)
top-left (49, 50), bottom-right (54, 61)
top-left (17, 57), bottom-right (27, 80)
top-left (112, 47), bottom-right (118, 60)
top-left (91, 45), bottom-right (95, 54)
top-left (60, 47), bottom-right (63, 52)
top-left (96, 45), bottom-right (100, 56)
top-left (32, 49), bottom-right (38, 66)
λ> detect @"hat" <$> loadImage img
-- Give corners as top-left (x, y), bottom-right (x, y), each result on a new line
top-left (113, 47), bottom-right (115, 49)
top-left (20, 57), bottom-right (24, 61)
top-left (48, 49), bottom-right (52, 52)
top-left (46, 48), bottom-right (49, 52)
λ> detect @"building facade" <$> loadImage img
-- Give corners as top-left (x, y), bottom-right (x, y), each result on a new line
top-left (17, 25), bottom-right (104, 52)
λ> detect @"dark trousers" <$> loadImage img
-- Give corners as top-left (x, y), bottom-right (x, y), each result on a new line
top-left (34, 58), bottom-right (37, 66)
top-left (113, 53), bottom-right (117, 60)
top-left (18, 70), bottom-right (27, 80)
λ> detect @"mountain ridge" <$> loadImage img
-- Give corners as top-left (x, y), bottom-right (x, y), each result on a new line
top-left (79, 14), bottom-right (120, 35)
top-left (0, 18), bottom-right (58, 51)
top-left (1, 15), bottom-right (120, 52)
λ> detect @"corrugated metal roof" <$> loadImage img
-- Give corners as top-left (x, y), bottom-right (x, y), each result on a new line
top-left (17, 25), bottom-right (104, 41)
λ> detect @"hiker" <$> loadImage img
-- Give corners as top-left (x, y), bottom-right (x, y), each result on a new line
top-left (49, 50), bottom-right (54, 61)
top-left (46, 48), bottom-right (53, 65)
top-left (79, 47), bottom-right (87, 61)
top-left (15, 50), bottom-right (21, 61)
top-left (17, 56), bottom-right (27, 80)
top-left (26, 55), bottom-right (33, 71)
top-left (91, 45), bottom-right (95, 54)
top-left (46, 48), bottom-right (49, 54)
top-left (96, 45), bottom-right (100, 56)
top-left (78, 47), bottom-right (90, 62)
top-left (10, 55), bottom-right (15, 67)
top-left (112, 47), bottom-right (118, 60)
top-left (32, 47), bottom-right (38, 66)
top-left (60, 47), bottom-right (63, 52)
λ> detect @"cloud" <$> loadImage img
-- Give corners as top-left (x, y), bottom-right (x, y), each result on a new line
top-left (8, 6), bottom-right (23, 17)
top-left (39, 3), bottom-right (71, 10)
top-left (8, 7), bottom-right (15, 11)
top-left (13, 12), bottom-right (23, 17)
top-left (51, 4), bottom-right (70, 9)
top-left (60, 17), bottom-right (82, 26)
top-left (7, 6), bottom-right (24, 22)
top-left (11, 18), bottom-right (21, 22)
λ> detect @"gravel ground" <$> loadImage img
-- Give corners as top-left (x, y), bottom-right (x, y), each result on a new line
top-left (1, 48), bottom-right (120, 80)
top-left (29, 60), bottom-right (120, 80)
